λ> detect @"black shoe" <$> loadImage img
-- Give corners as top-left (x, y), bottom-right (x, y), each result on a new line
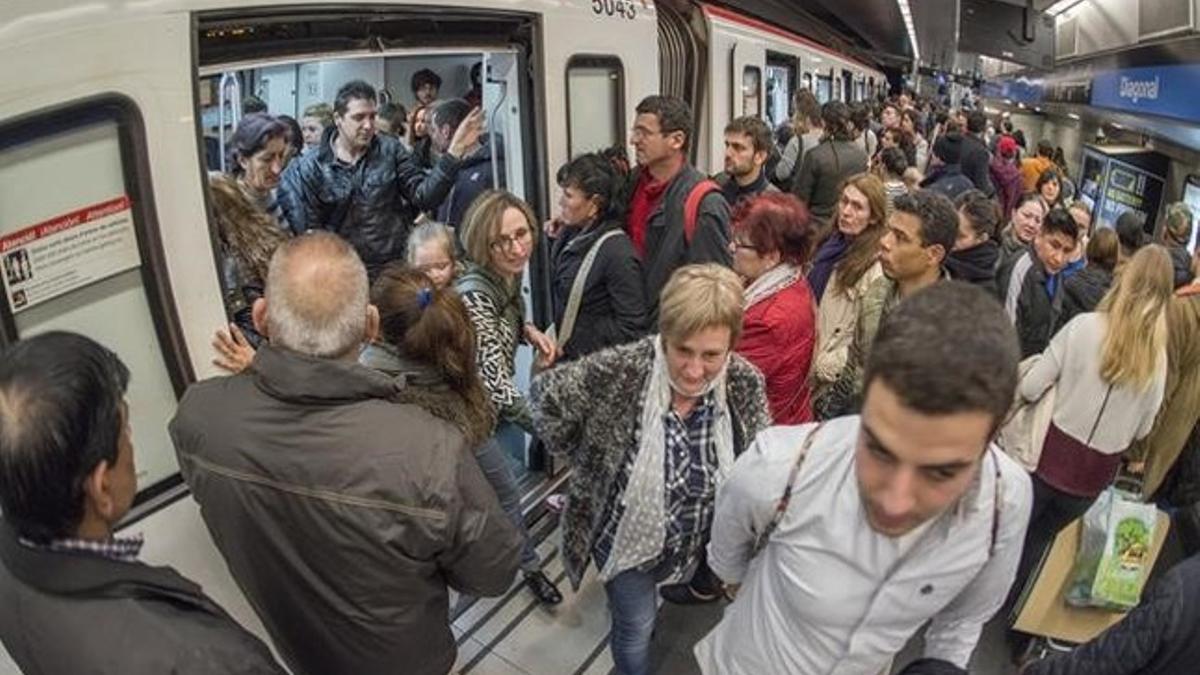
top-left (659, 582), bottom-right (720, 605)
top-left (524, 570), bottom-right (563, 605)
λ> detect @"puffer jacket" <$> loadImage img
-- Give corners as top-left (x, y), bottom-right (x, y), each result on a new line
top-left (530, 336), bottom-right (770, 589)
top-left (170, 345), bottom-right (521, 675)
top-left (550, 220), bottom-right (649, 361)
top-left (278, 126), bottom-right (461, 277)
top-left (1056, 264), bottom-right (1113, 332)
top-left (1024, 553), bottom-right (1200, 675)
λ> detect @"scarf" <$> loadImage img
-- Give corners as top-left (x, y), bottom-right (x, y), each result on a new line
top-left (807, 231), bottom-right (851, 302)
top-left (744, 263), bottom-right (801, 309)
top-left (599, 335), bottom-right (735, 581)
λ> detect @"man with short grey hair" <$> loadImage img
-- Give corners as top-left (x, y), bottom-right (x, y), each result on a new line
top-left (171, 231), bottom-right (522, 675)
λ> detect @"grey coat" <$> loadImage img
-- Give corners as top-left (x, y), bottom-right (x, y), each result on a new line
top-left (0, 523), bottom-right (283, 675)
top-left (171, 345), bottom-right (522, 675)
top-left (530, 336), bottom-right (771, 588)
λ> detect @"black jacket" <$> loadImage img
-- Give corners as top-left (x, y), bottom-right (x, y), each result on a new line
top-left (1057, 264), bottom-right (1114, 331)
top-left (945, 239), bottom-right (1000, 288)
top-left (922, 164), bottom-right (976, 203)
top-left (792, 138), bottom-right (869, 225)
top-left (436, 138), bottom-right (499, 229)
top-left (960, 133), bottom-right (996, 196)
top-left (632, 164), bottom-right (733, 320)
top-left (1169, 244), bottom-right (1193, 289)
top-left (550, 220), bottom-right (649, 361)
top-left (0, 523), bottom-right (284, 675)
top-left (278, 126), bottom-right (461, 276)
top-left (996, 250), bottom-right (1062, 358)
top-left (1025, 553), bottom-right (1200, 675)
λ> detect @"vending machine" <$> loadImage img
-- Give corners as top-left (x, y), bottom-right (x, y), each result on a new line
top-left (1076, 145), bottom-right (1169, 235)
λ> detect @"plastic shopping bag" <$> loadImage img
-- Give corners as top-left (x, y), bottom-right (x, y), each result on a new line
top-left (1066, 487), bottom-right (1157, 611)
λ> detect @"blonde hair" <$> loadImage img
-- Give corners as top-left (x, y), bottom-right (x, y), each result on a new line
top-left (658, 264), bottom-right (745, 345)
top-left (302, 102), bottom-right (333, 127)
top-left (1098, 244), bottom-right (1173, 389)
top-left (406, 221), bottom-right (456, 265)
top-left (459, 190), bottom-right (538, 272)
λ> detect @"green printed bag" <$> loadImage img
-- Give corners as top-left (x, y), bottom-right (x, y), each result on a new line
top-left (1066, 487), bottom-right (1157, 611)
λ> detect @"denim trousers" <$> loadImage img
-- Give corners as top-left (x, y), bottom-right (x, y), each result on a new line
top-left (474, 434), bottom-right (541, 572)
top-left (604, 568), bottom-right (659, 675)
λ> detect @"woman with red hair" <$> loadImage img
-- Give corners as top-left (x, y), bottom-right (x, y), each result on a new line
top-left (728, 193), bottom-right (818, 424)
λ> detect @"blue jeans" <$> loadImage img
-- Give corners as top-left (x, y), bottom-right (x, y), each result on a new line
top-left (604, 569), bottom-right (659, 675)
top-left (475, 436), bottom-right (540, 572)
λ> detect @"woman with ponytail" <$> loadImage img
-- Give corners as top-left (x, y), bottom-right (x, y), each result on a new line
top-left (360, 264), bottom-right (563, 606)
top-left (1009, 244), bottom-right (1173, 611)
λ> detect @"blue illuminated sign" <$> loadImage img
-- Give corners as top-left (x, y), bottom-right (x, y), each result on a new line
top-left (1091, 64), bottom-right (1200, 123)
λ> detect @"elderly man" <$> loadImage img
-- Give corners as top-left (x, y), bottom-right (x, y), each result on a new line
top-left (532, 264), bottom-right (771, 675)
top-left (0, 332), bottom-right (284, 674)
top-left (171, 232), bottom-right (521, 675)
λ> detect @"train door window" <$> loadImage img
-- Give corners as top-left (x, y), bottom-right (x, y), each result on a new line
top-left (742, 66), bottom-right (762, 118)
top-left (0, 97), bottom-right (190, 506)
top-left (802, 72), bottom-right (813, 92)
top-left (566, 55), bottom-right (625, 157)
top-left (816, 75), bottom-right (832, 104)
top-left (765, 55), bottom-right (795, 130)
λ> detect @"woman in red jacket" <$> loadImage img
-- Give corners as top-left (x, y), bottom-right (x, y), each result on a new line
top-left (729, 193), bottom-right (818, 424)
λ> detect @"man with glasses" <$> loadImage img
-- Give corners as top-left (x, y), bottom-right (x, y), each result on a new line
top-left (279, 79), bottom-right (484, 280)
top-left (626, 95), bottom-right (733, 321)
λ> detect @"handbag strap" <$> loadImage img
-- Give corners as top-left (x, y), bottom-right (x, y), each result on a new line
top-left (751, 422), bottom-right (825, 558)
top-left (557, 229), bottom-right (621, 348)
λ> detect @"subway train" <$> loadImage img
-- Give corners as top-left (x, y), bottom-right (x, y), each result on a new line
top-left (0, 1), bottom-right (886, 673)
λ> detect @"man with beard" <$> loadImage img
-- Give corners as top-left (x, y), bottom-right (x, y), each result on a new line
top-left (714, 116), bottom-right (779, 206)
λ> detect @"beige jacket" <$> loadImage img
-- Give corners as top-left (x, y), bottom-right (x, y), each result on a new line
top-left (812, 261), bottom-right (884, 387)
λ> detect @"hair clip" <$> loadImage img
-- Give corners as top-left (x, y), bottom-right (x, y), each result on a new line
top-left (417, 287), bottom-right (434, 309)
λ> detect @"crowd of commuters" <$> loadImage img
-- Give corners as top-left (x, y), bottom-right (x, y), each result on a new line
top-left (4, 75), bottom-right (1200, 675)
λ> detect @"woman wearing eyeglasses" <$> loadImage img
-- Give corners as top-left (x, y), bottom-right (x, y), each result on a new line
top-left (455, 190), bottom-right (562, 605)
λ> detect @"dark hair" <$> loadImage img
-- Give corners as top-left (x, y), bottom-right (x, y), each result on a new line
top-left (884, 127), bottom-right (918, 167)
top-left (276, 114), bottom-right (304, 156)
top-left (881, 102), bottom-right (899, 118)
top-left (1037, 139), bottom-right (1054, 158)
top-left (1087, 227), bottom-right (1120, 273)
top-left (879, 147), bottom-right (908, 178)
top-left (227, 113), bottom-right (289, 176)
top-left (864, 282), bottom-right (1019, 431)
top-left (901, 108), bottom-right (924, 136)
top-left (557, 153), bottom-right (617, 219)
top-left (430, 98), bottom-right (472, 135)
top-left (932, 131), bottom-right (964, 165)
top-left (849, 102), bottom-right (872, 133)
top-left (242, 95), bottom-right (268, 115)
top-left (731, 192), bottom-right (814, 266)
top-left (821, 101), bottom-right (855, 142)
top-left (0, 332), bottom-right (130, 543)
top-left (893, 190), bottom-right (959, 253)
top-left (954, 189), bottom-right (1000, 241)
top-left (794, 89), bottom-right (822, 127)
top-left (725, 115), bottom-right (774, 155)
top-left (1042, 207), bottom-right (1079, 242)
top-left (1015, 191), bottom-right (1045, 214)
top-left (334, 80), bottom-right (378, 115)
top-left (370, 265), bottom-right (493, 446)
top-left (1036, 170), bottom-right (1060, 196)
top-left (411, 68), bottom-right (442, 95)
top-left (966, 110), bottom-right (987, 134)
top-left (378, 102), bottom-right (407, 136)
top-left (636, 95), bottom-right (694, 150)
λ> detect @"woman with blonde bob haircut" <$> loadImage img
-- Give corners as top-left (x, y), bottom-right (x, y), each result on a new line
top-left (531, 264), bottom-right (770, 674)
top-left (1010, 244), bottom-right (1173, 606)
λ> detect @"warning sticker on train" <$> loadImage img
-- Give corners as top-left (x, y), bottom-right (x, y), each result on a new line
top-left (1, 196), bottom-right (139, 314)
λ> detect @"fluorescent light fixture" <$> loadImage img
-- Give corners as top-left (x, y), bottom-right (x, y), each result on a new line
top-left (897, 0), bottom-right (920, 64)
top-left (1045, 0), bottom-right (1087, 16)
top-left (1067, 112), bottom-right (1081, 120)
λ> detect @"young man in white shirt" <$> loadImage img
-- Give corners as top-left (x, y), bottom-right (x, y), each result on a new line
top-left (696, 282), bottom-right (1034, 675)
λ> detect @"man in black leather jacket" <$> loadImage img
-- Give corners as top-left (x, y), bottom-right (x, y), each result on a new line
top-left (279, 79), bottom-right (483, 279)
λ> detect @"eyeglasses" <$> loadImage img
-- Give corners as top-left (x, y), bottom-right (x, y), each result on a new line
top-left (490, 227), bottom-right (533, 253)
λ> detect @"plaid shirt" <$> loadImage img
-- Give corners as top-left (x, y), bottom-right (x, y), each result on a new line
top-left (593, 393), bottom-right (719, 581)
top-left (19, 533), bottom-right (144, 563)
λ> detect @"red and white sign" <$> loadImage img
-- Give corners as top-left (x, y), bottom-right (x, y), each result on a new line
top-left (1, 195), bottom-right (140, 314)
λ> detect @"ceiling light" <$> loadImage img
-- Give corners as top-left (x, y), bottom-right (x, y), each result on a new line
top-left (1045, 0), bottom-right (1086, 16)
top-left (1067, 113), bottom-right (1081, 120)
top-left (896, 0), bottom-right (920, 64)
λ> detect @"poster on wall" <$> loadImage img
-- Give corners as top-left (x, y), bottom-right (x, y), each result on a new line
top-left (1, 195), bottom-right (139, 315)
